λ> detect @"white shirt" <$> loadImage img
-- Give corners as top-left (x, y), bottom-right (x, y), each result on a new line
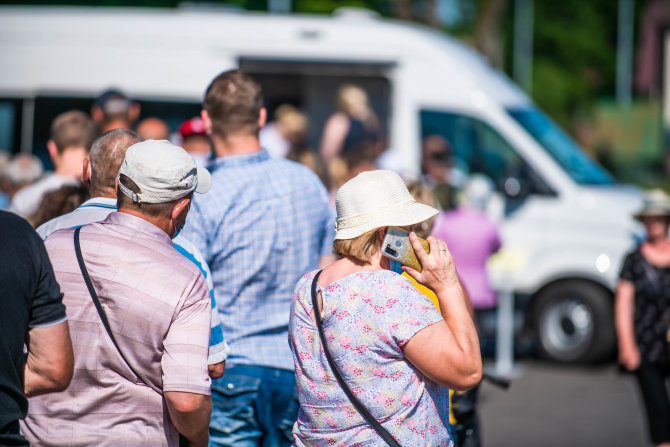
top-left (9, 173), bottom-right (79, 217)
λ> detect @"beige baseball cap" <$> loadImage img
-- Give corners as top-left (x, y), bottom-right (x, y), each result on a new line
top-left (117, 139), bottom-right (211, 204)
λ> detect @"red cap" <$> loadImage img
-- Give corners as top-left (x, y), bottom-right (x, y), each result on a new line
top-left (178, 117), bottom-right (206, 139)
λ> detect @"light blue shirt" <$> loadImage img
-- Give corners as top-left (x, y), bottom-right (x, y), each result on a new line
top-left (182, 149), bottom-right (334, 371)
top-left (37, 196), bottom-right (229, 365)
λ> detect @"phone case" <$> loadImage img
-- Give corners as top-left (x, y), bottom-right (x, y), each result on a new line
top-left (381, 227), bottom-right (431, 272)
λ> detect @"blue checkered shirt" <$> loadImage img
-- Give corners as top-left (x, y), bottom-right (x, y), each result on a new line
top-left (182, 149), bottom-right (334, 371)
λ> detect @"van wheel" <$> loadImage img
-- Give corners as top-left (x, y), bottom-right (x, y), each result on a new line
top-left (533, 280), bottom-right (615, 363)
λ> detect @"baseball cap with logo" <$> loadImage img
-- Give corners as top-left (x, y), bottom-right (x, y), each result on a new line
top-left (117, 139), bottom-right (211, 204)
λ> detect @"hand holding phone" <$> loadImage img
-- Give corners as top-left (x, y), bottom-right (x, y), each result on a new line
top-left (381, 227), bottom-right (431, 272)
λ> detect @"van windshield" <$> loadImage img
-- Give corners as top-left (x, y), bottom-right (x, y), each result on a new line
top-left (508, 108), bottom-right (613, 185)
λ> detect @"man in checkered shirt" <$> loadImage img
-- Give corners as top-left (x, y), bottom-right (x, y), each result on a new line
top-left (182, 70), bottom-right (335, 447)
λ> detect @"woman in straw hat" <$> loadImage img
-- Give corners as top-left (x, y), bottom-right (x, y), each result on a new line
top-left (616, 189), bottom-right (670, 447)
top-left (288, 170), bottom-right (481, 446)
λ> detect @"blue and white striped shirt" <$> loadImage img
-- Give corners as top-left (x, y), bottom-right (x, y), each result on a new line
top-left (36, 196), bottom-right (229, 365)
top-left (182, 149), bottom-right (334, 371)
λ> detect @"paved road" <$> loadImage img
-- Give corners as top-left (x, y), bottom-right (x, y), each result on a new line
top-left (478, 361), bottom-right (649, 447)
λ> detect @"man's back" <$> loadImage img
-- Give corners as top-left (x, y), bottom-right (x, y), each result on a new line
top-left (23, 212), bottom-right (212, 446)
top-left (183, 150), bottom-right (333, 370)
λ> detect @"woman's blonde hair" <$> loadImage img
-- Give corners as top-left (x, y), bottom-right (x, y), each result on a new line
top-left (333, 227), bottom-right (383, 262)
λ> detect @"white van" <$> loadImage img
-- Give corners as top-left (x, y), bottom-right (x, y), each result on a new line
top-left (0, 5), bottom-right (643, 363)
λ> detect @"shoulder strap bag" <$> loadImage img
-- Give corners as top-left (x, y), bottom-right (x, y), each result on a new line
top-left (73, 226), bottom-right (146, 385)
top-left (310, 270), bottom-right (401, 447)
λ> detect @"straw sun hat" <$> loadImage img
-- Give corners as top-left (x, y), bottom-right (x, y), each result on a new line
top-left (334, 170), bottom-right (439, 240)
top-left (634, 189), bottom-right (670, 221)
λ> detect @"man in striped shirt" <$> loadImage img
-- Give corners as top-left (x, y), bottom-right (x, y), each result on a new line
top-left (23, 139), bottom-right (214, 446)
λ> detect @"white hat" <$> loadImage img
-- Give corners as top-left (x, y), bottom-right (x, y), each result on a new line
top-left (335, 170), bottom-right (438, 240)
top-left (118, 139), bottom-right (211, 204)
top-left (634, 189), bottom-right (670, 221)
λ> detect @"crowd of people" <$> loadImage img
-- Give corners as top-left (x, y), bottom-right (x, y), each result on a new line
top-left (4, 67), bottom-right (670, 447)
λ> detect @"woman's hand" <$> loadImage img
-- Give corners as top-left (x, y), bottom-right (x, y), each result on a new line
top-left (402, 232), bottom-right (459, 294)
top-left (619, 345), bottom-right (641, 371)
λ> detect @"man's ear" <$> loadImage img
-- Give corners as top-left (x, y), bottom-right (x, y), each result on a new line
top-left (378, 227), bottom-right (387, 241)
top-left (91, 105), bottom-right (103, 126)
top-left (129, 102), bottom-right (141, 125)
top-left (46, 140), bottom-right (59, 164)
top-left (82, 157), bottom-right (91, 187)
top-left (172, 197), bottom-right (191, 222)
top-left (201, 110), bottom-right (213, 136)
top-left (258, 107), bottom-right (267, 130)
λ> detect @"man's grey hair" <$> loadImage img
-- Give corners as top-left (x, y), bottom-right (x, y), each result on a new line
top-left (89, 129), bottom-right (142, 194)
top-left (4, 154), bottom-right (44, 189)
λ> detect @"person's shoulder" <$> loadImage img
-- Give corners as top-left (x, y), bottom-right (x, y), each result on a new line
top-left (0, 210), bottom-right (36, 238)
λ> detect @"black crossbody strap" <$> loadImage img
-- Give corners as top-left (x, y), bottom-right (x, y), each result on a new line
top-left (73, 227), bottom-right (145, 385)
top-left (310, 270), bottom-right (401, 447)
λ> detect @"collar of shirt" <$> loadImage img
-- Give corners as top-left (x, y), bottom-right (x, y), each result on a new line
top-left (209, 148), bottom-right (270, 171)
top-left (102, 211), bottom-right (173, 247)
top-left (78, 196), bottom-right (117, 210)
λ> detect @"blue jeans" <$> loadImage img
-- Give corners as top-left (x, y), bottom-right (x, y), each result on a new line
top-left (209, 365), bottom-right (299, 447)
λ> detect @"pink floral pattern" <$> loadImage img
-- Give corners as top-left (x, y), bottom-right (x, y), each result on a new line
top-left (289, 269), bottom-right (452, 446)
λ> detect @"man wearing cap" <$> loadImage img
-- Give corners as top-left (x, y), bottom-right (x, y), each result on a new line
top-left (36, 129), bottom-right (229, 379)
top-left (182, 70), bottom-right (334, 447)
top-left (178, 117), bottom-right (212, 167)
top-left (91, 88), bottom-right (140, 134)
top-left (22, 140), bottom-right (214, 447)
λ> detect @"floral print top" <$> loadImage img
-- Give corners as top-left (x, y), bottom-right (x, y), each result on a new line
top-left (289, 269), bottom-right (453, 446)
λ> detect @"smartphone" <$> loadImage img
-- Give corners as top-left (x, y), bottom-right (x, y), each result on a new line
top-left (381, 227), bottom-right (431, 272)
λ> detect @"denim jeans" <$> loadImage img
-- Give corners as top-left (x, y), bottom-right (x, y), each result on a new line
top-left (209, 365), bottom-right (299, 447)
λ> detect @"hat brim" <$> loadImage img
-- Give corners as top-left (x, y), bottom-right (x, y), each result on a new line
top-left (334, 202), bottom-right (439, 240)
top-left (634, 209), bottom-right (670, 221)
top-left (195, 166), bottom-right (211, 194)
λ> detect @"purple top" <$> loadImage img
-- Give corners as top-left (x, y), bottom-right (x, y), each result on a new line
top-left (431, 209), bottom-right (502, 309)
top-left (289, 269), bottom-right (452, 446)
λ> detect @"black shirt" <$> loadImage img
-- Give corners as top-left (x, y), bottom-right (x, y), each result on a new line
top-left (0, 211), bottom-right (66, 446)
top-left (620, 248), bottom-right (670, 367)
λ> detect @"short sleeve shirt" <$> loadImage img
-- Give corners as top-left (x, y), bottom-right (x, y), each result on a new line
top-left (22, 212), bottom-right (211, 447)
top-left (289, 269), bottom-right (452, 446)
top-left (0, 211), bottom-right (66, 446)
top-left (619, 248), bottom-right (670, 366)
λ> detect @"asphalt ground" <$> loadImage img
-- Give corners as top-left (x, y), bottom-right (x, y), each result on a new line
top-left (478, 360), bottom-right (650, 447)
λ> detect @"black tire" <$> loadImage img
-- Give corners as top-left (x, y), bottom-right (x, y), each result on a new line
top-left (533, 280), bottom-right (616, 364)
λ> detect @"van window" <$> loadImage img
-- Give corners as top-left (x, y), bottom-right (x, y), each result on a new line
top-left (421, 109), bottom-right (532, 190)
top-left (508, 107), bottom-right (613, 185)
top-left (0, 99), bottom-right (22, 154)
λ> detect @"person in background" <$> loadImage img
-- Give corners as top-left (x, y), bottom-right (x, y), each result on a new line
top-left (9, 110), bottom-right (96, 218)
top-left (616, 189), bottom-right (670, 447)
top-left (3, 154), bottom-right (44, 203)
top-left (28, 183), bottom-right (89, 228)
top-left (422, 134), bottom-right (457, 210)
top-left (260, 103), bottom-right (307, 159)
top-left (136, 117), bottom-right (171, 141)
top-left (36, 129), bottom-right (228, 380)
top-left (182, 70), bottom-right (334, 447)
top-left (0, 211), bottom-right (74, 447)
top-left (319, 84), bottom-right (380, 164)
top-left (23, 140), bottom-right (213, 447)
top-left (289, 169), bottom-right (481, 445)
top-left (431, 174), bottom-right (502, 354)
top-left (91, 88), bottom-right (140, 134)
top-left (178, 117), bottom-right (211, 168)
